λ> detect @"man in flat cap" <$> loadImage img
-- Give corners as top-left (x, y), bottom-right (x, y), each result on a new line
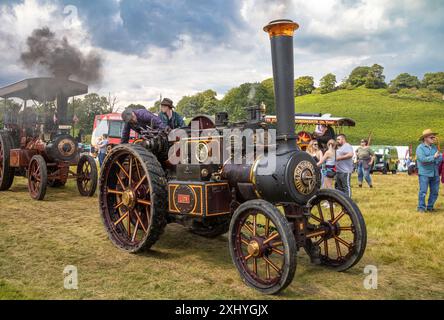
top-left (416, 129), bottom-right (442, 213)
top-left (159, 98), bottom-right (185, 130)
top-left (121, 108), bottom-right (166, 144)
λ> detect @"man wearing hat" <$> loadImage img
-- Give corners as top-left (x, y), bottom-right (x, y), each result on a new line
top-left (121, 108), bottom-right (166, 144)
top-left (159, 98), bottom-right (185, 130)
top-left (416, 129), bottom-right (442, 213)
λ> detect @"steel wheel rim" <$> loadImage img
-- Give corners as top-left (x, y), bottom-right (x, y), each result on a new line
top-left (79, 161), bottom-right (92, 192)
top-left (102, 151), bottom-right (152, 248)
top-left (308, 197), bottom-right (357, 266)
top-left (234, 210), bottom-right (286, 286)
top-left (28, 159), bottom-right (41, 197)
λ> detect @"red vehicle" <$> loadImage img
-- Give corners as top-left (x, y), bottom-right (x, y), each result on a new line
top-left (91, 113), bottom-right (137, 153)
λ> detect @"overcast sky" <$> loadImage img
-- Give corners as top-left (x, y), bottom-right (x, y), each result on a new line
top-left (0, 0), bottom-right (443, 109)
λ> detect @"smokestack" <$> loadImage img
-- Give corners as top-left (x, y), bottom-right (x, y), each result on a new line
top-left (56, 94), bottom-right (68, 126)
top-left (264, 19), bottom-right (299, 146)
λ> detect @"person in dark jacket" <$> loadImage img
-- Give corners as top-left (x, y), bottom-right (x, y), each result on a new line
top-left (159, 98), bottom-right (185, 130)
top-left (314, 125), bottom-right (336, 152)
top-left (121, 108), bottom-right (166, 144)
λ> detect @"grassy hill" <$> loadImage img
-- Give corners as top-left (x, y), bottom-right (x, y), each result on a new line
top-left (295, 87), bottom-right (444, 147)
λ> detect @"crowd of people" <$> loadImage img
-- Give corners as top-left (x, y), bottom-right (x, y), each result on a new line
top-left (306, 126), bottom-right (444, 213)
top-left (96, 100), bottom-right (444, 213)
top-left (306, 129), bottom-right (359, 198)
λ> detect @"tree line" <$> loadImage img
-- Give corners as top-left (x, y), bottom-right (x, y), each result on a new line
top-left (174, 66), bottom-right (444, 121)
top-left (1, 66), bottom-right (443, 135)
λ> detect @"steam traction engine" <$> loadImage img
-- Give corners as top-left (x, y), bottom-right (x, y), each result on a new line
top-left (99, 20), bottom-right (367, 294)
top-left (0, 77), bottom-right (98, 200)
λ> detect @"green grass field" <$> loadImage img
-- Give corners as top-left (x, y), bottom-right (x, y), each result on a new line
top-left (0, 174), bottom-right (443, 300)
top-left (296, 88), bottom-right (444, 147)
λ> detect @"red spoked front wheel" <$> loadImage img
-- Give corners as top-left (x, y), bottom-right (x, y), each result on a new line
top-left (28, 155), bottom-right (47, 201)
top-left (229, 199), bottom-right (297, 295)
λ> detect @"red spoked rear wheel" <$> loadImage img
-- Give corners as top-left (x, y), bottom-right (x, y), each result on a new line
top-left (99, 144), bottom-right (167, 253)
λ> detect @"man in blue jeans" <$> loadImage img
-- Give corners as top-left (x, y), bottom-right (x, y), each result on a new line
top-left (416, 129), bottom-right (442, 213)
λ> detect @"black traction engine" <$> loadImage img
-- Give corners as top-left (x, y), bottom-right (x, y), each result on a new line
top-left (99, 19), bottom-right (367, 294)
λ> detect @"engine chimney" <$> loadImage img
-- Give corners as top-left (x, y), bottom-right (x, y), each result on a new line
top-left (264, 19), bottom-right (299, 148)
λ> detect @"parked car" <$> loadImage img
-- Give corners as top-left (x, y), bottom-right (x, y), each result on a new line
top-left (371, 146), bottom-right (399, 174)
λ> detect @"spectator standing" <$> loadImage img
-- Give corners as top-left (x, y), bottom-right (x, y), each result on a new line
top-left (335, 134), bottom-right (354, 197)
top-left (317, 139), bottom-right (336, 189)
top-left (97, 134), bottom-right (109, 167)
top-left (306, 140), bottom-right (323, 162)
top-left (416, 129), bottom-right (442, 213)
top-left (356, 139), bottom-right (375, 188)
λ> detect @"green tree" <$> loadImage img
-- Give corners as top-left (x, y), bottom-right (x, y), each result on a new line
top-left (0, 99), bottom-right (22, 129)
top-left (365, 64), bottom-right (386, 89)
top-left (69, 93), bottom-right (113, 134)
top-left (422, 72), bottom-right (444, 94)
top-left (221, 82), bottom-right (274, 121)
top-left (260, 78), bottom-right (276, 114)
top-left (294, 76), bottom-right (315, 96)
top-left (319, 73), bottom-right (337, 94)
top-left (346, 66), bottom-right (371, 87)
top-left (176, 90), bottom-right (221, 118)
top-left (388, 73), bottom-right (421, 93)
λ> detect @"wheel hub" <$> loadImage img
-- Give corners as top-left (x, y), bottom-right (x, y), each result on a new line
top-left (247, 240), bottom-right (261, 257)
top-left (122, 189), bottom-right (136, 209)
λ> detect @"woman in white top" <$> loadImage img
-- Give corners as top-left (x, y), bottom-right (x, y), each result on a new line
top-left (317, 139), bottom-right (337, 189)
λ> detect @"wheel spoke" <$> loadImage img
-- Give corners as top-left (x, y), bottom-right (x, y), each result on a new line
top-left (323, 240), bottom-right (329, 256)
top-left (271, 247), bottom-right (284, 255)
top-left (331, 211), bottom-right (345, 225)
top-left (127, 211), bottom-right (131, 237)
top-left (243, 223), bottom-right (254, 235)
top-left (128, 157), bottom-right (133, 188)
top-left (108, 189), bottom-right (123, 195)
top-left (340, 226), bottom-right (354, 232)
top-left (271, 241), bottom-right (283, 247)
top-left (263, 256), bottom-right (281, 273)
top-left (335, 238), bottom-right (342, 258)
top-left (134, 175), bottom-right (147, 191)
top-left (131, 219), bottom-right (139, 242)
top-left (252, 214), bottom-right (257, 237)
top-left (265, 218), bottom-right (270, 237)
top-left (117, 174), bottom-right (125, 189)
top-left (114, 212), bottom-right (128, 226)
top-left (329, 201), bottom-right (335, 220)
top-left (137, 199), bottom-right (151, 206)
top-left (316, 203), bottom-right (325, 221)
top-left (253, 258), bottom-right (257, 275)
top-left (263, 232), bottom-right (279, 245)
top-left (310, 214), bottom-right (322, 223)
top-left (134, 209), bottom-right (148, 233)
top-left (116, 161), bottom-right (129, 179)
top-left (306, 229), bottom-right (326, 238)
top-left (265, 259), bottom-right (271, 279)
top-left (334, 235), bottom-right (351, 249)
top-left (245, 254), bottom-right (253, 261)
top-left (114, 201), bottom-right (124, 209)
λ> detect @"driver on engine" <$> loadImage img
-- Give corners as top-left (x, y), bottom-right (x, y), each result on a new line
top-left (121, 108), bottom-right (166, 144)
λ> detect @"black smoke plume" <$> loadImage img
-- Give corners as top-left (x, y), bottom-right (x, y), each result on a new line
top-left (20, 27), bottom-right (103, 84)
